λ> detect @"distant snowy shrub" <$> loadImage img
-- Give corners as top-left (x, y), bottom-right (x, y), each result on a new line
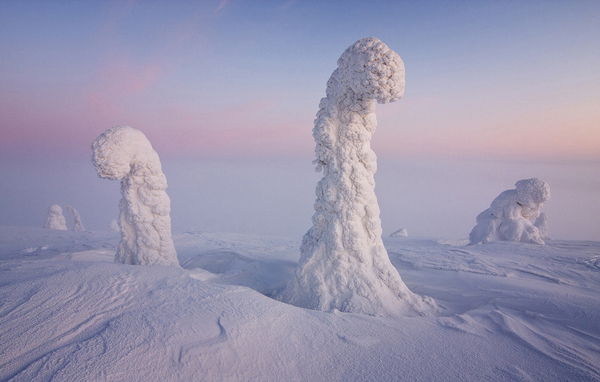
top-left (280, 37), bottom-right (436, 317)
top-left (390, 228), bottom-right (408, 237)
top-left (92, 125), bottom-right (179, 266)
top-left (43, 204), bottom-right (68, 230)
top-left (64, 205), bottom-right (85, 231)
top-left (469, 178), bottom-right (550, 245)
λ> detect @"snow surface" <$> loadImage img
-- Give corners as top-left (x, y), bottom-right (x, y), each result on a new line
top-left (92, 126), bottom-right (178, 266)
top-left (64, 206), bottom-right (85, 231)
top-left (43, 204), bottom-right (67, 231)
top-left (470, 178), bottom-right (550, 245)
top-left (281, 37), bottom-right (435, 317)
top-left (1, 226), bottom-right (599, 381)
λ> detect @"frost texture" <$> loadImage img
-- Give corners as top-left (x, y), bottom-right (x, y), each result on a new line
top-left (280, 37), bottom-right (436, 317)
top-left (390, 228), bottom-right (408, 237)
top-left (64, 205), bottom-right (85, 231)
top-left (92, 125), bottom-right (179, 266)
top-left (469, 178), bottom-right (550, 245)
top-left (43, 205), bottom-right (68, 230)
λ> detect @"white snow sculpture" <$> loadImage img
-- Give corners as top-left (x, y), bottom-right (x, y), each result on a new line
top-left (280, 37), bottom-right (436, 317)
top-left (92, 125), bottom-right (179, 266)
top-left (43, 204), bottom-right (68, 230)
top-left (109, 219), bottom-right (120, 233)
top-left (64, 205), bottom-right (85, 231)
top-left (469, 178), bottom-right (550, 245)
top-left (390, 228), bottom-right (408, 237)
top-left (534, 213), bottom-right (550, 241)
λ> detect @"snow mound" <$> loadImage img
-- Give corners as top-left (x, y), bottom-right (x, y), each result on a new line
top-left (92, 125), bottom-right (178, 266)
top-left (280, 38), bottom-right (436, 317)
top-left (469, 178), bottom-right (550, 245)
top-left (43, 204), bottom-right (67, 230)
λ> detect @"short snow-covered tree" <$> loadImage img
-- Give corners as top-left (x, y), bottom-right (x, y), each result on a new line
top-left (109, 219), bottom-right (120, 233)
top-left (64, 205), bottom-right (85, 231)
top-left (92, 125), bottom-right (179, 266)
top-left (44, 204), bottom-right (68, 230)
top-left (280, 38), bottom-right (436, 317)
top-left (469, 178), bottom-right (550, 245)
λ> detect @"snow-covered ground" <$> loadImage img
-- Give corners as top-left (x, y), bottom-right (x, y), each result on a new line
top-left (1, 226), bottom-right (599, 381)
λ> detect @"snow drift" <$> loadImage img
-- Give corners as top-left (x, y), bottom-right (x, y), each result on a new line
top-left (43, 204), bottom-right (67, 230)
top-left (91, 125), bottom-right (178, 266)
top-left (281, 37), bottom-right (436, 316)
top-left (64, 205), bottom-right (85, 231)
top-left (469, 178), bottom-right (550, 245)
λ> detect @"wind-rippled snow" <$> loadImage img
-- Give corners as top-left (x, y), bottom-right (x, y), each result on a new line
top-left (1, 226), bottom-right (599, 381)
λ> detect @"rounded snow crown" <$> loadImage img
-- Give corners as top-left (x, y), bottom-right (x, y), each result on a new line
top-left (515, 178), bottom-right (550, 207)
top-left (337, 37), bottom-right (405, 104)
top-left (91, 125), bottom-right (158, 180)
top-left (48, 205), bottom-right (63, 215)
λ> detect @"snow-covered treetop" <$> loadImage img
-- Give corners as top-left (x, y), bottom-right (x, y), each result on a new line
top-left (91, 125), bottom-right (163, 181)
top-left (515, 178), bottom-right (550, 208)
top-left (332, 37), bottom-right (405, 104)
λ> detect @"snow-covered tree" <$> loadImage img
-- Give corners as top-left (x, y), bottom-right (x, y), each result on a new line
top-left (280, 38), bottom-right (436, 317)
top-left (43, 204), bottom-right (68, 230)
top-left (92, 125), bottom-right (179, 266)
top-left (64, 205), bottom-right (85, 231)
top-left (469, 178), bottom-right (550, 245)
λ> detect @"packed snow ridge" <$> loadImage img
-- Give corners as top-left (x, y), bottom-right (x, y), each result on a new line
top-left (92, 125), bottom-right (179, 266)
top-left (469, 178), bottom-right (550, 245)
top-left (280, 37), bottom-right (436, 317)
top-left (43, 204), bottom-right (67, 230)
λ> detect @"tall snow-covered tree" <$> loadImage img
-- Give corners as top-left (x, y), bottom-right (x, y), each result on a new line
top-left (92, 125), bottom-right (179, 266)
top-left (281, 38), bottom-right (436, 316)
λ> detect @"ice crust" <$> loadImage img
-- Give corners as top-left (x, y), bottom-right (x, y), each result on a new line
top-left (280, 38), bottom-right (436, 316)
top-left (92, 125), bottom-right (178, 266)
top-left (469, 178), bottom-right (550, 245)
top-left (64, 205), bottom-right (85, 231)
top-left (43, 204), bottom-right (68, 230)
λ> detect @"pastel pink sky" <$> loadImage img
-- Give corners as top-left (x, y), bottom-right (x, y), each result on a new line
top-left (1, 1), bottom-right (599, 161)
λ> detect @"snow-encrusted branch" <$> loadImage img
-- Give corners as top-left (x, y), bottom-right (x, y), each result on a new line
top-left (64, 205), bottom-right (85, 231)
top-left (43, 204), bottom-right (68, 230)
top-left (92, 125), bottom-right (179, 266)
top-left (280, 38), bottom-right (436, 316)
top-left (469, 178), bottom-right (550, 245)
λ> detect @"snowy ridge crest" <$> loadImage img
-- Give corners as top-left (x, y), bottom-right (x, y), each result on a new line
top-left (92, 125), bottom-right (178, 266)
top-left (280, 38), bottom-right (436, 316)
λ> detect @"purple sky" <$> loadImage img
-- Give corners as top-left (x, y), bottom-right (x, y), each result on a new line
top-left (1, 1), bottom-right (599, 240)
top-left (1, 0), bottom-right (599, 161)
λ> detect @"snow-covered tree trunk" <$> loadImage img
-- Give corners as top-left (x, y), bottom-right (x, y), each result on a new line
top-left (92, 125), bottom-right (179, 266)
top-left (43, 204), bottom-right (68, 230)
top-left (64, 205), bottom-right (85, 231)
top-left (280, 38), bottom-right (436, 317)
